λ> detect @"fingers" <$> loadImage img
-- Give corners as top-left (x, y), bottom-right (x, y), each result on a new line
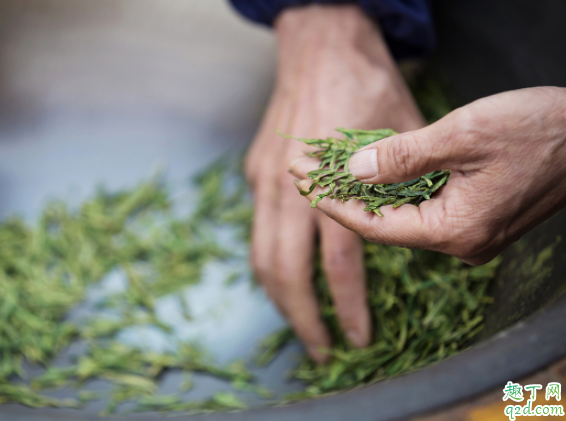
top-left (318, 216), bottom-right (371, 348)
top-left (251, 172), bottom-right (331, 362)
top-left (289, 114), bottom-right (469, 186)
top-left (348, 128), bottom-right (436, 184)
top-left (273, 172), bottom-right (331, 363)
top-left (296, 179), bottom-right (446, 251)
top-left (250, 168), bottom-right (282, 317)
top-left (282, 157), bottom-right (374, 351)
top-left (248, 118), bottom-right (287, 289)
top-left (251, 178), bottom-right (332, 362)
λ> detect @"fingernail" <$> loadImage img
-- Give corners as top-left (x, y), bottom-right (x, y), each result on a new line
top-left (349, 149), bottom-right (378, 180)
top-left (346, 329), bottom-right (366, 348)
top-left (295, 179), bottom-right (313, 193)
top-left (289, 156), bottom-right (306, 170)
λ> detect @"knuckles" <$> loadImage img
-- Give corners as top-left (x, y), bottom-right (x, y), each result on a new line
top-left (273, 261), bottom-right (302, 290)
top-left (446, 106), bottom-right (484, 149)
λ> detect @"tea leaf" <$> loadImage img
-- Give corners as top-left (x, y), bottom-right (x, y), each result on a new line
top-left (292, 128), bottom-right (450, 216)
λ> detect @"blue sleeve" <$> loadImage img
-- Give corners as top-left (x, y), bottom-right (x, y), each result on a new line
top-left (228, 0), bottom-right (434, 60)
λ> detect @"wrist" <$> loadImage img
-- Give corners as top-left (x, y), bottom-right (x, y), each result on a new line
top-left (272, 4), bottom-right (425, 133)
top-left (275, 5), bottom-right (376, 47)
top-left (274, 5), bottom-right (396, 78)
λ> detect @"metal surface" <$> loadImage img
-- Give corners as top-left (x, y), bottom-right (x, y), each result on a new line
top-left (0, 1), bottom-right (565, 420)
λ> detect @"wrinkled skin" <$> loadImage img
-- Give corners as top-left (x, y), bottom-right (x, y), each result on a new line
top-left (245, 5), bottom-right (424, 362)
top-left (291, 87), bottom-right (566, 266)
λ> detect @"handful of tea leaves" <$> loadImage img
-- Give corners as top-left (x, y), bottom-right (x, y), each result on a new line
top-left (295, 128), bottom-right (449, 216)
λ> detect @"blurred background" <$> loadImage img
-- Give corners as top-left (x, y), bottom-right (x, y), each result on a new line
top-left (0, 0), bottom-right (274, 217)
top-left (0, 0), bottom-right (308, 415)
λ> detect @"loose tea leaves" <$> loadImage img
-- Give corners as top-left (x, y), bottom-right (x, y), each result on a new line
top-left (294, 128), bottom-right (449, 216)
top-left (0, 175), bottom-right (265, 414)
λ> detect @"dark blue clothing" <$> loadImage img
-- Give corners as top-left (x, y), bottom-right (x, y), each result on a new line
top-left (228, 0), bottom-right (434, 60)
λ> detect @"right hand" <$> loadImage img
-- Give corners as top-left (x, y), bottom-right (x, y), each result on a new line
top-left (245, 5), bottom-right (425, 362)
top-left (291, 87), bottom-right (566, 266)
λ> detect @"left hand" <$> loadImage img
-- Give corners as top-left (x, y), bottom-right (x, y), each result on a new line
top-left (246, 5), bottom-right (425, 362)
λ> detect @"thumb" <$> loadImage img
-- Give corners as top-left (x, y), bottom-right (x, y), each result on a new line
top-left (348, 118), bottom-right (461, 184)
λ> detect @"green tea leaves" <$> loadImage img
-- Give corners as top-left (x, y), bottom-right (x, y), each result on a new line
top-left (292, 128), bottom-right (450, 215)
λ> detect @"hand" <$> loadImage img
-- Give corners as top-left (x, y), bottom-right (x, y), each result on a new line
top-left (291, 87), bottom-right (566, 265)
top-left (246, 5), bottom-right (425, 362)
